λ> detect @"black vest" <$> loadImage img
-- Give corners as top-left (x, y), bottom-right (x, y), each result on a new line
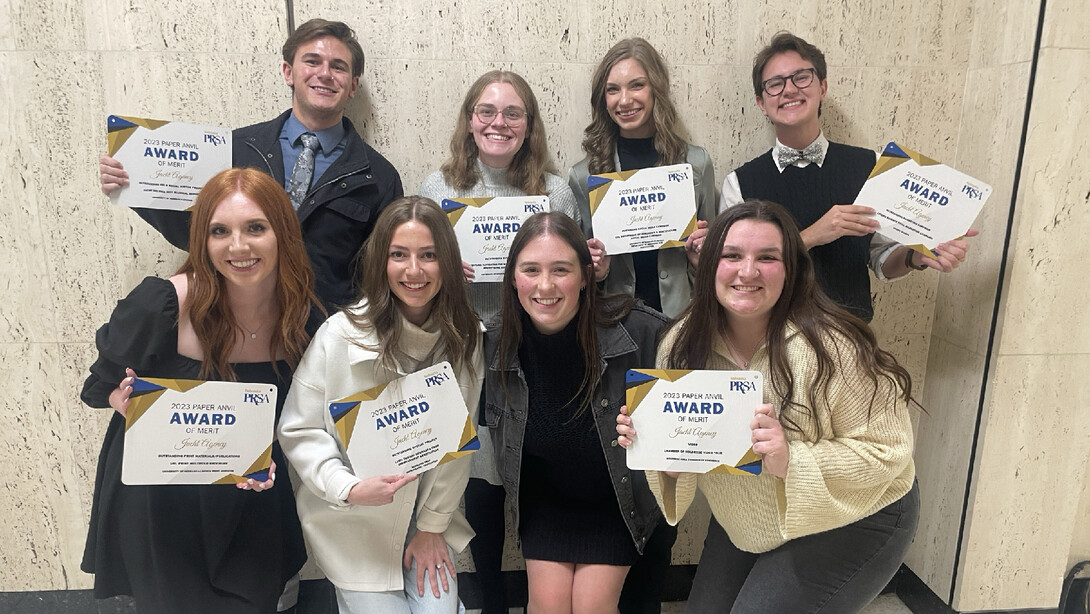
top-left (735, 142), bottom-right (876, 321)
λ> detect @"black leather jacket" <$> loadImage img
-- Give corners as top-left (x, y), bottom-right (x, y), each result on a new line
top-left (484, 303), bottom-right (667, 554)
top-left (133, 110), bottom-right (403, 309)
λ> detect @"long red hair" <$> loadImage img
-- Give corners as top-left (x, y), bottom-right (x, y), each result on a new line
top-left (178, 167), bottom-right (322, 380)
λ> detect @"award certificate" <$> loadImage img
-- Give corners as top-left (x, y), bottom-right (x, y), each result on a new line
top-left (442, 196), bottom-right (549, 283)
top-left (587, 163), bottom-right (698, 255)
top-left (857, 142), bottom-right (991, 255)
top-left (121, 378), bottom-right (277, 485)
top-left (625, 369), bottom-right (763, 475)
top-left (107, 114), bottom-right (232, 211)
top-left (329, 361), bottom-right (478, 477)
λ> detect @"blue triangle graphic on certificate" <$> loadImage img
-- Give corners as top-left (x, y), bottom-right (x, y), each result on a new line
top-left (329, 401), bottom-right (359, 422)
top-left (440, 198), bottom-right (466, 212)
top-left (625, 370), bottom-right (658, 386)
top-left (108, 115), bottom-right (138, 131)
top-left (882, 142), bottom-right (910, 158)
top-left (245, 468), bottom-right (270, 482)
top-left (737, 460), bottom-right (763, 475)
top-left (587, 175), bottom-right (611, 190)
top-left (459, 436), bottom-right (481, 452)
top-left (131, 378), bottom-right (165, 395)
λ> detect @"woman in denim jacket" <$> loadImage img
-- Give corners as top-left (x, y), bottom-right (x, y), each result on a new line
top-left (484, 212), bottom-right (666, 614)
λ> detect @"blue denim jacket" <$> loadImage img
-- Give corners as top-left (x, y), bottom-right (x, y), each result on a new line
top-left (484, 303), bottom-right (668, 554)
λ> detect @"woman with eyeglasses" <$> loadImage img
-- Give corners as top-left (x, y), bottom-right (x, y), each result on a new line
top-left (569, 38), bottom-right (718, 321)
top-left (419, 70), bottom-right (594, 614)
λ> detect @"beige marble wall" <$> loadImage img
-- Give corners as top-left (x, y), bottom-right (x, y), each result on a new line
top-left (0, 0), bottom-right (1047, 599)
top-left (905, 0), bottom-right (1040, 602)
top-left (949, 0), bottom-right (1090, 607)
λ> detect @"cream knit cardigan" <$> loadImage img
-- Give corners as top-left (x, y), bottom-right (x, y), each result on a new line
top-left (647, 319), bottom-right (915, 553)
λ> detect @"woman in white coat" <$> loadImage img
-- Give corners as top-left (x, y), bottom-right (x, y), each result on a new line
top-left (279, 196), bottom-right (484, 614)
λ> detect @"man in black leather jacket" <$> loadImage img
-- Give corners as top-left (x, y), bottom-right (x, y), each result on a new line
top-left (99, 19), bottom-right (403, 310)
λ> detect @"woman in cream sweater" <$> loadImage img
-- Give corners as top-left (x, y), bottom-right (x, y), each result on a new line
top-left (617, 200), bottom-right (919, 613)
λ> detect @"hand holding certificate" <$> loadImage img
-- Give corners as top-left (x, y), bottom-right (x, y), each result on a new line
top-left (122, 378), bottom-right (277, 485)
top-left (442, 196), bottom-right (549, 283)
top-left (587, 163), bottom-right (698, 255)
top-left (624, 369), bottom-right (764, 475)
top-left (857, 142), bottom-right (991, 255)
top-left (329, 362), bottom-right (478, 477)
top-left (107, 114), bottom-right (232, 211)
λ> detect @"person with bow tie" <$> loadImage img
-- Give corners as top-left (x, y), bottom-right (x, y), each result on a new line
top-left (717, 31), bottom-right (976, 323)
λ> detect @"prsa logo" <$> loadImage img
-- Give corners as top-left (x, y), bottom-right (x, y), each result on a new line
top-left (667, 169), bottom-right (690, 183)
top-left (243, 390), bottom-right (270, 405)
top-left (424, 371), bottom-right (450, 388)
top-left (961, 183), bottom-right (985, 200)
top-left (729, 380), bottom-right (757, 394)
top-left (524, 202), bottom-right (546, 214)
top-left (204, 133), bottom-right (228, 147)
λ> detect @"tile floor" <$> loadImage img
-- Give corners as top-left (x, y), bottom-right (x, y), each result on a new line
top-left (467, 593), bottom-right (913, 614)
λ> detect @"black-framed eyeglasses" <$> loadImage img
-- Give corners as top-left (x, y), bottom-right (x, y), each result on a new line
top-left (473, 105), bottom-right (528, 126)
top-left (761, 68), bottom-right (817, 96)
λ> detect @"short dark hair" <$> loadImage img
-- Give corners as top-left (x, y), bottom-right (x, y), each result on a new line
top-left (751, 31), bottom-right (827, 98)
top-left (282, 19), bottom-right (365, 78)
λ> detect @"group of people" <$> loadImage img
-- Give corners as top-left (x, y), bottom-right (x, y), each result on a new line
top-left (82, 18), bottom-right (975, 614)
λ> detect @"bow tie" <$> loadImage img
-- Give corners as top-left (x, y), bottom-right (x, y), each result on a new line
top-left (776, 142), bottom-right (825, 167)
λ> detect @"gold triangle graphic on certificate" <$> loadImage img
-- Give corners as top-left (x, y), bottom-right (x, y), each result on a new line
top-left (353, 381), bottom-right (389, 402)
top-left (906, 243), bottom-right (934, 257)
top-left (458, 197), bottom-right (495, 208)
top-left (458, 415), bottom-right (478, 449)
top-left (154, 378), bottom-right (206, 393)
top-left (868, 155), bottom-right (909, 179)
top-left (625, 380), bottom-right (659, 417)
top-left (335, 404), bottom-right (360, 447)
top-left (734, 448), bottom-right (762, 467)
top-left (438, 450), bottom-right (469, 466)
top-left (637, 369), bottom-right (692, 383)
top-left (125, 389), bottom-right (167, 429)
top-left (906, 147), bottom-right (942, 167)
top-left (588, 183), bottom-right (610, 217)
top-left (107, 127), bottom-right (138, 156)
top-left (681, 214), bottom-right (698, 239)
top-left (659, 239), bottom-right (687, 249)
top-left (445, 197), bottom-right (493, 227)
top-left (446, 208), bottom-right (466, 226)
top-left (242, 445), bottom-right (273, 476)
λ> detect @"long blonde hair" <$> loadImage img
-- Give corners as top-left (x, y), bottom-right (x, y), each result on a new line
top-left (581, 38), bottom-right (688, 174)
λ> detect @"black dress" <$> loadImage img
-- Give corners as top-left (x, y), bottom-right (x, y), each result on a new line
top-left (517, 316), bottom-right (638, 565)
top-left (80, 277), bottom-right (308, 614)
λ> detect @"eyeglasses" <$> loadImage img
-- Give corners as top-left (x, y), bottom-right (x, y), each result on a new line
top-left (761, 68), bottom-right (817, 96)
top-left (473, 104), bottom-right (527, 126)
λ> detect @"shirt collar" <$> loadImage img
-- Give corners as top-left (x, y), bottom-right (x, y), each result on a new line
top-left (772, 132), bottom-right (828, 173)
top-left (284, 112), bottom-right (346, 154)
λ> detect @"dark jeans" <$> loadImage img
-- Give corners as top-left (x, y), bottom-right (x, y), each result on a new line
top-left (466, 477), bottom-right (509, 614)
top-left (619, 516), bottom-right (678, 614)
top-left (686, 481), bottom-right (920, 614)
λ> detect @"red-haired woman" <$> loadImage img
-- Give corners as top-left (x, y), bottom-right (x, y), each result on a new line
top-left (81, 168), bottom-right (324, 613)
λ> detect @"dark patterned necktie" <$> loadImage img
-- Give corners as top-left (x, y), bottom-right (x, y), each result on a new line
top-left (288, 132), bottom-right (320, 209)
